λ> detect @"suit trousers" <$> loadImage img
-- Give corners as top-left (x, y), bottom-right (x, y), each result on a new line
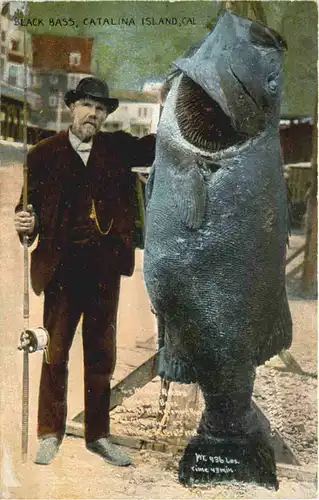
top-left (37, 244), bottom-right (121, 443)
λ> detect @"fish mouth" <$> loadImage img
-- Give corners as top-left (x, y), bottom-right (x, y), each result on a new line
top-left (175, 74), bottom-right (248, 153)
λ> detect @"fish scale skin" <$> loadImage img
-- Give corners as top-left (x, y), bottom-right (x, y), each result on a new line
top-left (144, 135), bottom-right (291, 375)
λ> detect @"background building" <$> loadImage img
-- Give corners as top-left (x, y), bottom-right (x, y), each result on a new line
top-left (102, 90), bottom-right (161, 137)
top-left (29, 34), bottom-right (93, 129)
top-left (0, 12), bottom-right (39, 141)
top-left (0, 13), bottom-right (32, 87)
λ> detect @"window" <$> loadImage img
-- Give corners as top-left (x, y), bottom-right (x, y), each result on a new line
top-left (10, 39), bottom-right (20, 52)
top-left (69, 52), bottom-right (81, 66)
top-left (131, 125), bottom-right (141, 137)
top-left (0, 58), bottom-right (4, 79)
top-left (29, 94), bottom-right (42, 111)
top-left (31, 73), bottom-right (42, 88)
top-left (48, 94), bottom-right (59, 107)
top-left (103, 122), bottom-right (120, 132)
top-left (138, 107), bottom-right (148, 118)
top-left (50, 74), bottom-right (59, 85)
top-left (8, 65), bottom-right (18, 86)
top-left (67, 73), bottom-right (83, 89)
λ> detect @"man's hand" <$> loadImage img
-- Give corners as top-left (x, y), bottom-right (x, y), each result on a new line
top-left (15, 204), bottom-right (36, 236)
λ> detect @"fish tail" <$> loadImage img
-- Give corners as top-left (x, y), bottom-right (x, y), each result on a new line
top-left (178, 366), bottom-right (277, 487)
top-left (178, 430), bottom-right (278, 488)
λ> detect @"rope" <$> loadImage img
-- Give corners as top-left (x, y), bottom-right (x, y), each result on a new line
top-left (156, 379), bottom-right (171, 434)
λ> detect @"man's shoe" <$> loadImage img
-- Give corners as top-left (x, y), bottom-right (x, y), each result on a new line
top-left (34, 437), bottom-right (60, 465)
top-left (86, 437), bottom-right (132, 466)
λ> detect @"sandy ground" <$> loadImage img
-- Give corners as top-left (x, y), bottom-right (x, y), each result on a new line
top-left (0, 145), bottom-right (317, 499)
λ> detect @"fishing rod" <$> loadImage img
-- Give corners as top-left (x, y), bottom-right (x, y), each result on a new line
top-left (17, 6), bottom-right (49, 461)
top-left (20, 13), bottom-right (30, 463)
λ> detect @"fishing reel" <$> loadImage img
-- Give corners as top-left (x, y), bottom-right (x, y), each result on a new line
top-left (18, 327), bottom-right (50, 361)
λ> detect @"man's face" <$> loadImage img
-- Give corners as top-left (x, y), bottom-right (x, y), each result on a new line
top-left (70, 98), bottom-right (108, 141)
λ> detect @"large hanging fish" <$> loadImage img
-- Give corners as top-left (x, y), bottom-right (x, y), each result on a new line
top-left (143, 11), bottom-right (291, 488)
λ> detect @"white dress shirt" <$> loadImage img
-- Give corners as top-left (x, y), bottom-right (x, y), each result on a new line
top-left (68, 128), bottom-right (93, 166)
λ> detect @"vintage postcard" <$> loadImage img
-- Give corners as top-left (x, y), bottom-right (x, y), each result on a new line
top-left (0, 1), bottom-right (317, 498)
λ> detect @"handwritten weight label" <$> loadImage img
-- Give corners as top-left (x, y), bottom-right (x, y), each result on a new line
top-left (190, 453), bottom-right (241, 474)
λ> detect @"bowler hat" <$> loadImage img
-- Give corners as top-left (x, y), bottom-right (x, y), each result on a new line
top-left (64, 77), bottom-right (119, 113)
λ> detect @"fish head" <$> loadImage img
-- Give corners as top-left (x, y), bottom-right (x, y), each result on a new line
top-left (169, 10), bottom-right (287, 153)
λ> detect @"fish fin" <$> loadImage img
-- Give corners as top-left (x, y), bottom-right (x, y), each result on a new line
top-left (156, 314), bottom-right (198, 383)
top-left (172, 166), bottom-right (207, 229)
top-left (257, 291), bottom-right (292, 365)
top-left (156, 313), bottom-right (165, 349)
top-left (157, 347), bottom-right (197, 384)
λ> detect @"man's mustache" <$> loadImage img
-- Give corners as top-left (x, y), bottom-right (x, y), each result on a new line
top-left (84, 120), bottom-right (98, 126)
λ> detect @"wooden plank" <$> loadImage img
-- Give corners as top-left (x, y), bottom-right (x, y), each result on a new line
top-left (66, 420), bottom-right (316, 482)
top-left (278, 350), bottom-right (304, 375)
top-left (66, 424), bottom-right (311, 481)
top-left (131, 167), bottom-right (151, 174)
top-left (136, 335), bottom-right (156, 351)
top-left (286, 244), bottom-right (306, 265)
top-left (66, 421), bottom-right (144, 449)
top-left (67, 393), bottom-right (300, 467)
top-left (68, 347), bottom-right (300, 467)
top-left (109, 353), bottom-right (158, 410)
top-left (251, 399), bottom-right (300, 466)
top-left (301, 97), bottom-right (318, 292)
top-left (71, 352), bottom-right (158, 423)
top-left (286, 262), bottom-right (303, 279)
top-left (276, 463), bottom-right (318, 482)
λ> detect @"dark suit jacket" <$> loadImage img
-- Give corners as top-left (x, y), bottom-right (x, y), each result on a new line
top-left (16, 130), bottom-right (155, 295)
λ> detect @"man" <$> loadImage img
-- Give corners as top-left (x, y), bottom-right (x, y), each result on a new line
top-left (14, 77), bottom-right (155, 466)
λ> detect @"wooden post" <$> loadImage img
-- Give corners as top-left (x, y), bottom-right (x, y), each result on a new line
top-left (207, 2), bottom-right (267, 35)
top-left (301, 101), bottom-right (318, 293)
top-left (56, 92), bottom-right (63, 133)
top-left (219, 1), bottom-right (266, 22)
